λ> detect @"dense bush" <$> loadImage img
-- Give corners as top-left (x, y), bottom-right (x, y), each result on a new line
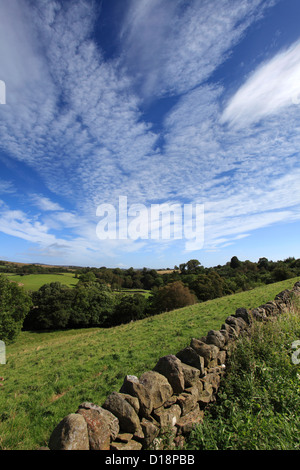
top-left (0, 275), bottom-right (32, 343)
top-left (150, 280), bottom-right (197, 313)
top-left (190, 271), bottom-right (229, 302)
top-left (23, 281), bottom-right (116, 330)
top-left (109, 293), bottom-right (148, 326)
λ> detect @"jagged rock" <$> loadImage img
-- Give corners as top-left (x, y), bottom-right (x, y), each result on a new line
top-left (219, 328), bottom-right (229, 345)
top-left (118, 393), bottom-right (140, 414)
top-left (140, 418), bottom-right (160, 448)
top-left (206, 330), bottom-right (226, 349)
top-left (77, 402), bottom-right (119, 441)
top-left (221, 322), bottom-right (239, 340)
top-left (293, 281), bottom-right (300, 291)
top-left (110, 440), bottom-right (143, 450)
top-left (251, 308), bottom-right (267, 321)
top-left (198, 389), bottom-right (213, 407)
top-left (115, 433), bottom-right (133, 443)
top-left (235, 307), bottom-right (252, 324)
top-left (153, 404), bottom-right (181, 428)
top-left (153, 355), bottom-right (185, 394)
top-left (175, 406), bottom-right (204, 435)
top-left (176, 388), bottom-right (198, 416)
top-left (48, 413), bottom-right (89, 450)
top-left (120, 375), bottom-right (152, 418)
top-left (225, 316), bottom-right (241, 334)
top-left (217, 350), bottom-right (227, 365)
top-left (176, 346), bottom-right (205, 374)
top-left (77, 408), bottom-right (111, 450)
top-left (180, 362), bottom-right (201, 387)
top-left (103, 392), bottom-right (143, 437)
top-left (275, 289), bottom-right (291, 302)
top-left (225, 315), bottom-right (249, 335)
top-left (139, 371), bottom-right (173, 411)
top-left (204, 372), bottom-right (221, 393)
top-left (260, 302), bottom-right (279, 316)
top-left (190, 338), bottom-right (219, 367)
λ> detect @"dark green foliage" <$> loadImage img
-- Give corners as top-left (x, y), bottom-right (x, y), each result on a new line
top-left (70, 283), bottom-right (116, 328)
top-left (151, 280), bottom-right (197, 313)
top-left (109, 294), bottom-right (148, 325)
top-left (24, 282), bottom-right (116, 330)
top-left (0, 275), bottom-right (32, 343)
top-left (230, 256), bottom-right (241, 269)
top-left (190, 271), bottom-right (227, 302)
top-left (23, 282), bottom-right (74, 330)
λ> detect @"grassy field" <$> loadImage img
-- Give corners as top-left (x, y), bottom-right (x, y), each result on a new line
top-left (0, 277), bottom-right (299, 450)
top-left (2, 272), bottom-right (79, 291)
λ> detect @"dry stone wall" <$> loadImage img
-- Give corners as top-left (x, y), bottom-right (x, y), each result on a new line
top-left (45, 281), bottom-right (300, 451)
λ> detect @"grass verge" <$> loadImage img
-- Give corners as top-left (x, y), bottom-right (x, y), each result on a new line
top-left (185, 293), bottom-right (300, 450)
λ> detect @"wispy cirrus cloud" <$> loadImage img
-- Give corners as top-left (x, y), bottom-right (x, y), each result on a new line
top-left (120, 0), bottom-right (275, 98)
top-left (30, 194), bottom-right (64, 212)
top-left (221, 39), bottom-right (300, 128)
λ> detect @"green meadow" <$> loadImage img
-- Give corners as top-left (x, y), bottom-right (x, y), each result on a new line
top-left (2, 272), bottom-right (79, 291)
top-left (0, 277), bottom-right (299, 450)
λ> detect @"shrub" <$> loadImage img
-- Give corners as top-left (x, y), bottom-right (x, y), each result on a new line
top-left (152, 280), bottom-right (197, 313)
top-left (24, 282), bottom-right (74, 330)
top-left (0, 275), bottom-right (32, 343)
top-left (109, 294), bottom-right (148, 325)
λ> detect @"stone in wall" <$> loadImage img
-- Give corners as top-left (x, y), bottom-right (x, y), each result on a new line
top-left (48, 413), bottom-right (89, 450)
top-left (205, 330), bottom-right (226, 349)
top-left (176, 346), bottom-right (205, 374)
top-left (103, 391), bottom-right (143, 438)
top-left (153, 355), bottom-right (185, 394)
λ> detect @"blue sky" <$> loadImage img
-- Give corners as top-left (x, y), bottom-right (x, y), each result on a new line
top-left (0, 0), bottom-right (300, 269)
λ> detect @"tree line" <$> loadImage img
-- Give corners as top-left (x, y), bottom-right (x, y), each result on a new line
top-left (0, 256), bottom-right (299, 342)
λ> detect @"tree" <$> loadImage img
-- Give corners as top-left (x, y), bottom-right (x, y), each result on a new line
top-left (0, 275), bottom-right (32, 343)
top-left (230, 256), bottom-right (241, 269)
top-left (110, 294), bottom-right (147, 325)
top-left (78, 271), bottom-right (97, 284)
top-left (186, 259), bottom-right (201, 273)
top-left (152, 281), bottom-right (197, 313)
top-left (24, 282), bottom-right (74, 330)
top-left (258, 257), bottom-right (269, 271)
top-left (191, 271), bottom-right (226, 302)
top-left (70, 283), bottom-right (116, 328)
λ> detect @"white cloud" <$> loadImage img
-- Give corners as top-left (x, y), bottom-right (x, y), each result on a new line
top-left (30, 195), bottom-right (64, 212)
top-left (121, 0), bottom-right (273, 97)
top-left (0, 179), bottom-right (15, 194)
top-left (221, 39), bottom-right (300, 128)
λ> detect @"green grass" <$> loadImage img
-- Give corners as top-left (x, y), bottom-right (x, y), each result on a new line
top-left (2, 272), bottom-right (79, 291)
top-left (0, 277), bottom-right (299, 450)
top-left (186, 298), bottom-right (300, 450)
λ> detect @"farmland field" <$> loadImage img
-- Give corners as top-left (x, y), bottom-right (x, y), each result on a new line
top-left (2, 272), bottom-right (79, 291)
top-left (0, 277), bottom-right (299, 450)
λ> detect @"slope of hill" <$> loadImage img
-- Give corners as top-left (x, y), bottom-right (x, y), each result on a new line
top-left (0, 277), bottom-right (299, 450)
